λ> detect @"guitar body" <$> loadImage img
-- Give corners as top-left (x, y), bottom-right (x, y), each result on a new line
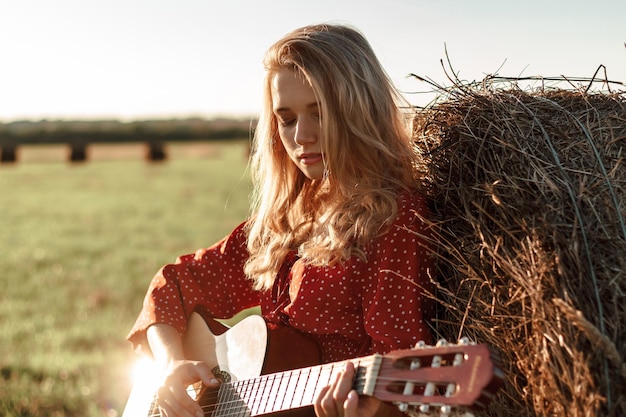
top-left (185, 313), bottom-right (322, 376)
top-left (123, 313), bottom-right (320, 417)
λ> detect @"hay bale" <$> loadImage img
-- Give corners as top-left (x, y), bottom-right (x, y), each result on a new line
top-left (413, 82), bottom-right (625, 416)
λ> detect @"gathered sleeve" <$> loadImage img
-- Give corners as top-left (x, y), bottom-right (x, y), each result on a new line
top-left (127, 221), bottom-right (261, 354)
top-left (355, 192), bottom-right (435, 353)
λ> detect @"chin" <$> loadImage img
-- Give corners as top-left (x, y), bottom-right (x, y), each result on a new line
top-left (303, 170), bottom-right (325, 180)
top-left (298, 165), bottom-right (325, 180)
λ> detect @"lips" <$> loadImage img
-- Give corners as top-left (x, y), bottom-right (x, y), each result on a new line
top-left (298, 153), bottom-right (323, 165)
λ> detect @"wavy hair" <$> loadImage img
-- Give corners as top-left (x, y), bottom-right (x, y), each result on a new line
top-left (245, 24), bottom-right (419, 290)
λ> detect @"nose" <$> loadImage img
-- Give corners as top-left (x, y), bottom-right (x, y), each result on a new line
top-left (294, 117), bottom-right (319, 145)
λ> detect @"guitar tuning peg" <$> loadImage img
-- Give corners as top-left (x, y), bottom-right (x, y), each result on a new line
top-left (439, 405), bottom-right (475, 417)
top-left (413, 340), bottom-right (426, 349)
top-left (435, 339), bottom-right (448, 347)
top-left (458, 337), bottom-right (474, 345)
top-left (397, 402), bottom-right (408, 412)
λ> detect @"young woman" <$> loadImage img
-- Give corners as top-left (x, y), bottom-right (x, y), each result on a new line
top-left (128, 23), bottom-right (435, 417)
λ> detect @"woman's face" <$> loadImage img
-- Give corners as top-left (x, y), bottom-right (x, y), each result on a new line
top-left (271, 69), bottom-right (325, 180)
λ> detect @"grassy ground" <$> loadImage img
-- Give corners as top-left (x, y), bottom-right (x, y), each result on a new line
top-left (0, 141), bottom-right (252, 416)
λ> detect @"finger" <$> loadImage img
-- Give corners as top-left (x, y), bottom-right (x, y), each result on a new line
top-left (332, 362), bottom-right (355, 402)
top-left (158, 367), bottom-right (206, 417)
top-left (186, 361), bottom-right (220, 387)
top-left (343, 390), bottom-right (359, 417)
top-left (170, 383), bottom-right (204, 417)
top-left (158, 385), bottom-right (200, 417)
top-left (195, 362), bottom-right (220, 387)
top-left (319, 363), bottom-right (356, 417)
top-left (314, 385), bottom-right (333, 417)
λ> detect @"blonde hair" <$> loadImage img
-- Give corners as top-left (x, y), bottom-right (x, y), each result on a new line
top-left (245, 24), bottom-right (418, 290)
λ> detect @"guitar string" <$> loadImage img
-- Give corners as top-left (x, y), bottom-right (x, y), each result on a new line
top-left (193, 367), bottom-right (469, 416)
top-left (196, 383), bottom-right (457, 417)
top-left (196, 357), bottom-right (459, 417)
top-left (147, 376), bottom-right (450, 417)
top-left (193, 375), bottom-right (451, 405)
top-left (145, 373), bottom-right (460, 417)
top-left (198, 361), bottom-right (356, 415)
top-left (144, 360), bottom-right (372, 417)
top-left (144, 365), bottom-right (324, 417)
top-left (145, 355), bottom-right (467, 417)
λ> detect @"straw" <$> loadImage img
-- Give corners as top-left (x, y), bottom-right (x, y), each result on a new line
top-left (412, 76), bottom-right (625, 417)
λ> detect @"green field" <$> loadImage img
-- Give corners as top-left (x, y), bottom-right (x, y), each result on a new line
top-left (0, 141), bottom-right (252, 416)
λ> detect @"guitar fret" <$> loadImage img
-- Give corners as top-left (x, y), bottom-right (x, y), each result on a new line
top-left (262, 374), bottom-right (279, 415)
top-left (292, 368), bottom-right (308, 409)
top-left (300, 367), bottom-right (317, 405)
top-left (274, 373), bottom-right (289, 411)
top-left (257, 376), bottom-right (269, 415)
top-left (237, 379), bottom-right (254, 417)
top-left (230, 382), bottom-right (250, 417)
top-left (240, 378), bottom-right (254, 411)
top-left (217, 383), bottom-right (236, 417)
top-left (228, 383), bottom-right (240, 417)
top-left (265, 373), bottom-right (283, 413)
top-left (249, 377), bottom-right (264, 416)
top-left (318, 364), bottom-right (334, 396)
top-left (214, 385), bottom-right (225, 417)
top-left (281, 371), bottom-right (297, 412)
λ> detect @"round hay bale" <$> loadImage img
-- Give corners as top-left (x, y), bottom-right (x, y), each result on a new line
top-left (413, 83), bottom-right (625, 416)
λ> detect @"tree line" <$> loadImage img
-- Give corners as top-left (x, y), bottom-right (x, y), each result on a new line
top-left (0, 117), bottom-right (255, 145)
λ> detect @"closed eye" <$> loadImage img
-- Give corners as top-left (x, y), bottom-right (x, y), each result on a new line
top-left (278, 118), bottom-right (296, 127)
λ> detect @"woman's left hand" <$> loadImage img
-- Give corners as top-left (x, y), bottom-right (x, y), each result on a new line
top-left (313, 361), bottom-right (403, 417)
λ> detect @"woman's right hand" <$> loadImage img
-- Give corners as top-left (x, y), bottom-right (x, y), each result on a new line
top-left (146, 323), bottom-right (220, 417)
top-left (156, 359), bottom-right (219, 417)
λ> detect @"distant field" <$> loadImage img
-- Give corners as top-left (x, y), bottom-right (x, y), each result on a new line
top-left (0, 140), bottom-right (252, 416)
top-left (15, 141), bottom-right (227, 163)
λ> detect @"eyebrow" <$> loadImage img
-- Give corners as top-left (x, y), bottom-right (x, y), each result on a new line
top-left (274, 102), bottom-right (319, 113)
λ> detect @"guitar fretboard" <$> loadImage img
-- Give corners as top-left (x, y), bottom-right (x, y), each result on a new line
top-left (199, 356), bottom-right (381, 417)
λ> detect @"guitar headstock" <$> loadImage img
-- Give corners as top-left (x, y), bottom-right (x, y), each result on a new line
top-left (371, 338), bottom-right (504, 416)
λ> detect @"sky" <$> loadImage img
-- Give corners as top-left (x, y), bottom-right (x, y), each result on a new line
top-left (1, 0), bottom-right (624, 121)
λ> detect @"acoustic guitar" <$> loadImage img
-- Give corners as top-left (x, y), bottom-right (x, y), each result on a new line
top-left (123, 313), bottom-right (503, 417)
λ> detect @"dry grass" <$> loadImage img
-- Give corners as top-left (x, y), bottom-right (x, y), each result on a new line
top-left (412, 77), bottom-right (625, 416)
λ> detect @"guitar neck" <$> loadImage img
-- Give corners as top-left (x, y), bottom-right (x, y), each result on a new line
top-left (204, 356), bottom-right (381, 417)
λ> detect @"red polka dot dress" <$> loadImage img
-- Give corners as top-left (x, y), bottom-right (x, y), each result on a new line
top-left (128, 191), bottom-right (435, 364)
